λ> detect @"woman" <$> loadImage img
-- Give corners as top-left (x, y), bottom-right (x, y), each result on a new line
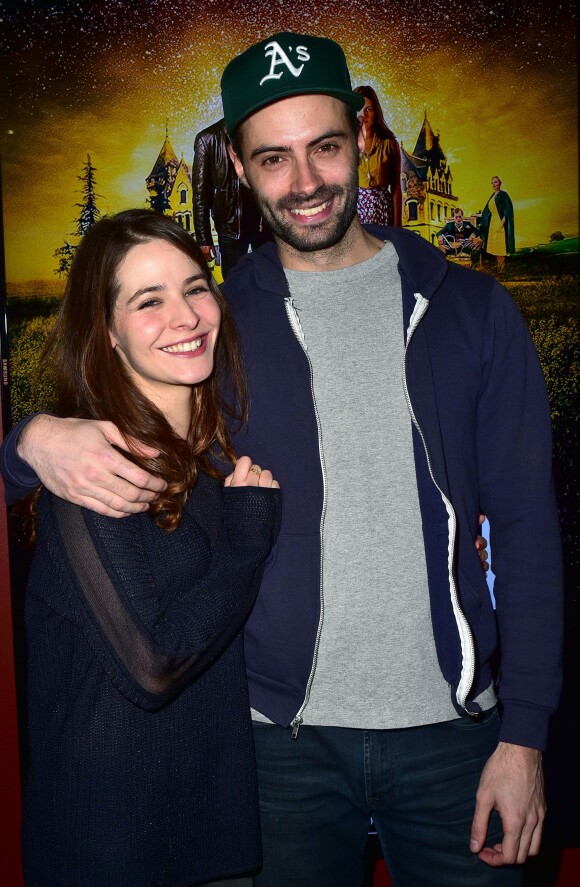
top-left (21, 209), bottom-right (280, 887)
top-left (354, 84), bottom-right (402, 227)
top-left (480, 175), bottom-right (515, 272)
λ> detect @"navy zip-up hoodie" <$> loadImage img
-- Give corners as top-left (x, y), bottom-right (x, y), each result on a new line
top-left (221, 225), bottom-right (563, 751)
top-left (0, 227), bottom-right (563, 750)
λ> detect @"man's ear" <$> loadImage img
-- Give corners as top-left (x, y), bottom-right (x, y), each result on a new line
top-left (227, 143), bottom-right (248, 187)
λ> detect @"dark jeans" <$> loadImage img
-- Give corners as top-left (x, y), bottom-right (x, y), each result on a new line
top-left (252, 711), bottom-right (521, 887)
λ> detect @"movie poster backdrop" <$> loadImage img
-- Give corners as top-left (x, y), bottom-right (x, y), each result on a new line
top-left (0, 0), bottom-right (578, 878)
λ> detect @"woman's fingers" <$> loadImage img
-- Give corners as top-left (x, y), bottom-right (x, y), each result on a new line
top-left (226, 457), bottom-right (279, 488)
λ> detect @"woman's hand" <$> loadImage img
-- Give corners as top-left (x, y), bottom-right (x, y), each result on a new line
top-left (225, 456), bottom-right (280, 489)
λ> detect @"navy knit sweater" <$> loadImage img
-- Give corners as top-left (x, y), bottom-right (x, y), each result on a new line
top-left (22, 473), bottom-right (280, 887)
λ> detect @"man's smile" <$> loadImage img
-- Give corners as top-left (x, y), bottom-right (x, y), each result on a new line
top-left (290, 199), bottom-right (332, 218)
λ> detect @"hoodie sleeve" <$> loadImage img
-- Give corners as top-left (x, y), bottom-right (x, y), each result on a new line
top-left (476, 281), bottom-right (563, 749)
top-left (0, 414), bottom-right (44, 503)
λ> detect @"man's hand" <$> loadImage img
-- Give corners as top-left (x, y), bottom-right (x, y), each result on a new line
top-left (470, 742), bottom-right (545, 866)
top-left (18, 416), bottom-right (167, 518)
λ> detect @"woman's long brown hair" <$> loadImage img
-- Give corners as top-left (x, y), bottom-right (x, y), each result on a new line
top-left (354, 85), bottom-right (397, 142)
top-left (40, 209), bottom-right (247, 531)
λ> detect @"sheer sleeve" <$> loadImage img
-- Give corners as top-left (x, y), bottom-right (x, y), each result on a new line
top-left (47, 484), bottom-right (281, 710)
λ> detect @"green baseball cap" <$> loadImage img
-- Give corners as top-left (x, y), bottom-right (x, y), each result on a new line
top-left (221, 32), bottom-right (365, 133)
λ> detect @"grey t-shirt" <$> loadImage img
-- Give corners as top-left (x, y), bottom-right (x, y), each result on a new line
top-left (282, 242), bottom-right (458, 728)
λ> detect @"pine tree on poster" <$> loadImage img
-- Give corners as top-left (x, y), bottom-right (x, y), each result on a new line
top-left (73, 154), bottom-right (102, 236)
top-left (54, 154), bottom-right (103, 276)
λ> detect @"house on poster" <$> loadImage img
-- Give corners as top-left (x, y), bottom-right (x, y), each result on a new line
top-left (146, 126), bottom-right (194, 232)
top-left (402, 112), bottom-right (460, 240)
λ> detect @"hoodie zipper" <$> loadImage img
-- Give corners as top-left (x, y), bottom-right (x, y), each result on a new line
top-left (403, 292), bottom-right (476, 711)
top-left (284, 296), bottom-right (327, 740)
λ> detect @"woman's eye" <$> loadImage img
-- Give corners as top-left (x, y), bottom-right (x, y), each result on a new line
top-left (137, 298), bottom-right (160, 309)
top-left (185, 287), bottom-right (209, 298)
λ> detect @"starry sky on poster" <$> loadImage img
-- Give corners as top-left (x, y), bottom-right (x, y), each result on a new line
top-left (0, 0), bottom-right (577, 280)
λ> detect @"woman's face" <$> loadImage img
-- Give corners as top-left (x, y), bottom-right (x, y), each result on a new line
top-left (491, 177), bottom-right (501, 191)
top-left (362, 98), bottom-right (375, 127)
top-left (109, 239), bottom-right (221, 413)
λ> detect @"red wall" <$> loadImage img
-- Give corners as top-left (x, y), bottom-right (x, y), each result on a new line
top-left (0, 465), bottom-right (25, 883)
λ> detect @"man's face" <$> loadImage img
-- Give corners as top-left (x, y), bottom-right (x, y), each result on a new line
top-left (229, 94), bottom-right (363, 256)
top-left (454, 209), bottom-right (464, 223)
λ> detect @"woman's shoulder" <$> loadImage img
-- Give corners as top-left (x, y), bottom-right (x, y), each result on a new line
top-left (35, 472), bottom-right (222, 554)
top-left (374, 132), bottom-right (397, 153)
top-left (33, 490), bottom-right (155, 580)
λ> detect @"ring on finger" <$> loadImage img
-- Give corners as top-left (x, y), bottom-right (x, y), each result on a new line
top-left (250, 466), bottom-right (262, 477)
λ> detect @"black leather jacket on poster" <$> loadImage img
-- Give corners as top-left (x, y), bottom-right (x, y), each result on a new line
top-left (192, 118), bottom-right (241, 244)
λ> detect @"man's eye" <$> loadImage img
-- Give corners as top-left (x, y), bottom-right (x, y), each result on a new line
top-left (262, 155), bottom-right (283, 166)
top-left (317, 143), bottom-right (337, 154)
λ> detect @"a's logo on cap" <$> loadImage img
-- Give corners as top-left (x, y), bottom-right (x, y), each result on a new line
top-left (259, 40), bottom-right (311, 87)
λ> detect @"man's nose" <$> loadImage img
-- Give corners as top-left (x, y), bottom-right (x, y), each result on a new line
top-left (291, 156), bottom-right (324, 196)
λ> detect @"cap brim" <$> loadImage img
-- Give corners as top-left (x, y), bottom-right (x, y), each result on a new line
top-left (229, 87), bottom-right (365, 133)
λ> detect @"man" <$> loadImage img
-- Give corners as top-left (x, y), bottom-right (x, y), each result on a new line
top-left (437, 207), bottom-right (483, 267)
top-left (192, 116), bottom-right (271, 279)
top-left (1, 32), bottom-right (563, 887)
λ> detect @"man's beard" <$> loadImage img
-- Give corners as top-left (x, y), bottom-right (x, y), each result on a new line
top-left (250, 172), bottom-right (360, 253)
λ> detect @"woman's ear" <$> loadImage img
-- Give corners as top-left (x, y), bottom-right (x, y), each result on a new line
top-left (108, 329), bottom-right (118, 349)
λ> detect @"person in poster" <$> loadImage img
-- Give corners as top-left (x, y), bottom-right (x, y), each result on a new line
top-left (0, 30), bottom-right (563, 887)
top-left (355, 84), bottom-right (402, 227)
top-left (437, 206), bottom-right (483, 267)
top-left (193, 118), bottom-right (271, 279)
top-left (479, 176), bottom-right (515, 272)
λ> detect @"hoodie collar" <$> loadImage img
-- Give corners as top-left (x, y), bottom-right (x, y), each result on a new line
top-left (364, 224), bottom-right (449, 300)
top-left (233, 224), bottom-right (449, 302)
